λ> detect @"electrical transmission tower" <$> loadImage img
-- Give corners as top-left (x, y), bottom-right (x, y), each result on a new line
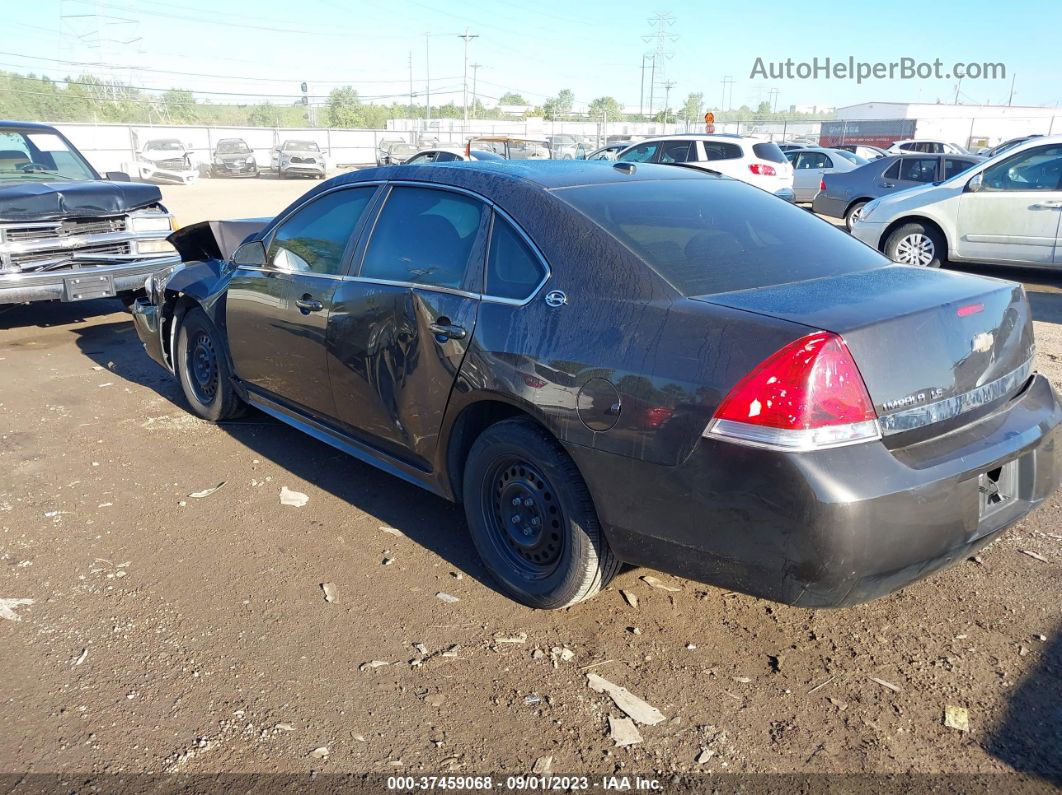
top-left (641, 11), bottom-right (678, 120)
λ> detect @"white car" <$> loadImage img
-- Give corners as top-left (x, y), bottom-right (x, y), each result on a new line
top-left (886, 139), bottom-right (970, 155)
top-left (784, 147), bottom-right (868, 202)
top-left (616, 134), bottom-right (795, 201)
top-left (134, 138), bottom-right (197, 185)
top-left (851, 135), bottom-right (1062, 268)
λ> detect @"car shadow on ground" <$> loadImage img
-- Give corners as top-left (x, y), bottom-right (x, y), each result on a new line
top-left (985, 629), bottom-right (1062, 785)
top-left (70, 317), bottom-right (501, 595)
top-left (0, 297), bottom-right (128, 330)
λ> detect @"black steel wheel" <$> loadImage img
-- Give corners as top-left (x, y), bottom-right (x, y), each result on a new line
top-left (463, 417), bottom-right (620, 608)
top-left (175, 307), bottom-right (245, 422)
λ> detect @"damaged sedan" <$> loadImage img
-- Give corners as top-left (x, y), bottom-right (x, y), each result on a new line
top-left (0, 121), bottom-right (179, 306)
top-left (132, 161), bottom-right (1061, 609)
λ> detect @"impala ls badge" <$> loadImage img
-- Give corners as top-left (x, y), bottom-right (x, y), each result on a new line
top-left (545, 290), bottom-right (568, 308)
top-left (972, 332), bottom-right (994, 354)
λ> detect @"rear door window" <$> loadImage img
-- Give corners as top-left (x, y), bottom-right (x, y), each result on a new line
top-left (752, 142), bottom-right (787, 163)
top-left (617, 141), bottom-right (661, 163)
top-left (882, 160), bottom-right (901, 180)
top-left (360, 186), bottom-right (487, 288)
top-left (703, 141), bottom-right (743, 160)
top-left (658, 140), bottom-right (694, 163)
top-left (796, 152), bottom-right (831, 169)
top-left (267, 187), bottom-right (377, 275)
top-left (899, 157), bottom-right (938, 183)
top-left (944, 158), bottom-right (976, 179)
top-left (556, 178), bottom-right (886, 296)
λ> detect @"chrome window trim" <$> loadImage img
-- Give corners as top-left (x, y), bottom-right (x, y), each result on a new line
top-left (232, 266), bottom-right (347, 281)
top-left (878, 358), bottom-right (1035, 435)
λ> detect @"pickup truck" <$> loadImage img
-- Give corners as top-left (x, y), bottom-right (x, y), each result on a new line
top-left (0, 121), bottom-right (180, 306)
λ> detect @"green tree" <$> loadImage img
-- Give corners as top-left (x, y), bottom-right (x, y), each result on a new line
top-left (681, 92), bottom-right (704, 124)
top-left (587, 96), bottom-right (623, 121)
top-left (542, 88), bottom-right (574, 120)
top-left (247, 102), bottom-right (278, 126)
top-left (497, 91), bottom-right (527, 105)
top-left (160, 88), bottom-right (197, 123)
top-left (325, 86), bottom-right (362, 127)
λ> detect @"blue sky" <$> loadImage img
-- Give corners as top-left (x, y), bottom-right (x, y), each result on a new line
top-left (7, 0), bottom-right (1062, 112)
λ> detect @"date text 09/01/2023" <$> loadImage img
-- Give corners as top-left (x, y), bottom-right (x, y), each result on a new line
top-left (385, 774), bottom-right (663, 791)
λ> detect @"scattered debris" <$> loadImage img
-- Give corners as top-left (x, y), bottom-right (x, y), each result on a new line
top-left (807, 676), bottom-right (836, 694)
top-left (382, 557), bottom-right (394, 566)
top-left (321, 582), bottom-right (337, 603)
top-left (441, 645), bottom-right (460, 657)
top-left (531, 756), bottom-right (553, 775)
top-left (436, 592), bottom-right (460, 604)
top-left (524, 694), bottom-right (541, 705)
top-left (869, 676), bottom-right (901, 692)
top-left (943, 705), bottom-right (970, 732)
top-left (971, 555), bottom-right (984, 565)
top-left (627, 626), bottom-right (641, 635)
top-left (531, 649), bottom-right (546, 660)
top-left (359, 660), bottom-right (391, 672)
top-left (308, 746), bottom-right (330, 759)
top-left (620, 590), bottom-right (639, 608)
top-left (1020, 549), bottom-right (1048, 563)
top-left (188, 482), bottom-right (225, 499)
top-left (494, 632), bottom-right (528, 644)
top-left (380, 526), bottom-right (404, 537)
top-left (732, 676), bottom-right (752, 684)
top-left (0, 598), bottom-right (33, 622)
top-left (413, 643), bottom-right (428, 655)
top-left (1035, 633), bottom-right (1047, 642)
top-left (586, 673), bottom-right (665, 725)
top-left (280, 486), bottom-right (309, 507)
top-left (640, 575), bottom-right (681, 592)
top-left (768, 655), bottom-right (784, 673)
top-left (73, 648), bottom-right (88, 666)
top-left (450, 571), bottom-right (463, 580)
top-left (695, 748), bottom-right (716, 764)
top-left (686, 643), bottom-right (697, 651)
top-left (275, 723), bottom-right (296, 732)
top-left (827, 697), bottom-right (848, 711)
top-left (608, 716), bottom-right (643, 747)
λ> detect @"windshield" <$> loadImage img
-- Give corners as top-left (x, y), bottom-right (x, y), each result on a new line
top-left (146, 139), bottom-right (183, 151)
top-left (283, 141), bottom-right (319, 152)
top-left (0, 129), bottom-right (97, 182)
top-left (556, 177), bottom-right (888, 296)
top-left (217, 140), bottom-right (250, 154)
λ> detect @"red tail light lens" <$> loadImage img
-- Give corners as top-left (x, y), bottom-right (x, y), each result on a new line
top-left (705, 332), bottom-right (881, 450)
top-left (819, 178), bottom-right (826, 192)
top-left (748, 163), bottom-right (777, 176)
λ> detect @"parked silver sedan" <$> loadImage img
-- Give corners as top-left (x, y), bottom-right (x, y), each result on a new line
top-left (784, 147), bottom-right (868, 202)
top-left (851, 135), bottom-right (1062, 268)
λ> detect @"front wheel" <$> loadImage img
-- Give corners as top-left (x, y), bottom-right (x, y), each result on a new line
top-left (175, 307), bottom-right (245, 422)
top-left (844, 200), bottom-right (868, 232)
top-left (462, 418), bottom-right (620, 609)
top-left (885, 222), bottom-right (946, 268)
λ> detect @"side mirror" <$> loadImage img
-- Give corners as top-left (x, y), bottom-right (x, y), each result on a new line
top-left (105, 171), bottom-right (131, 182)
top-left (231, 240), bottom-right (267, 267)
top-left (965, 173), bottom-right (984, 193)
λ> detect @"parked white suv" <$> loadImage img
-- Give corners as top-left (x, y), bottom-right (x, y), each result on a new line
top-left (886, 139), bottom-right (970, 155)
top-left (616, 134), bottom-right (795, 201)
top-left (851, 135), bottom-right (1062, 268)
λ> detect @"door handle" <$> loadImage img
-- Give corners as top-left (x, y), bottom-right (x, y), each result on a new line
top-left (429, 320), bottom-right (467, 340)
top-left (1031, 200), bottom-right (1062, 209)
top-left (295, 295), bottom-right (324, 313)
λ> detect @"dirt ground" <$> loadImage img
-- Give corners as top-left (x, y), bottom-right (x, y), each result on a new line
top-left (1, 175), bottom-right (1060, 788)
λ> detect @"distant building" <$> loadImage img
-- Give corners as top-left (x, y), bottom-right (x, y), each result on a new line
top-left (496, 104), bottom-right (533, 117)
top-left (834, 101), bottom-right (1061, 149)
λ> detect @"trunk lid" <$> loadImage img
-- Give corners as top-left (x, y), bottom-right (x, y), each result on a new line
top-left (696, 265), bottom-right (1035, 441)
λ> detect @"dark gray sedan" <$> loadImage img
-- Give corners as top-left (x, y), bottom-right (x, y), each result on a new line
top-left (814, 153), bottom-right (983, 230)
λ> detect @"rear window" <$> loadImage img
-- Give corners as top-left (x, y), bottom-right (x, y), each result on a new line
top-left (703, 141), bottom-right (742, 161)
top-left (555, 178), bottom-right (887, 296)
top-left (752, 142), bottom-right (786, 163)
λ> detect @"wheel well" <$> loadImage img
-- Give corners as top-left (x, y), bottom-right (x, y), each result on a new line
top-left (445, 400), bottom-right (548, 503)
top-left (845, 197), bottom-right (873, 216)
top-left (161, 293), bottom-right (200, 366)
top-left (880, 216), bottom-right (950, 257)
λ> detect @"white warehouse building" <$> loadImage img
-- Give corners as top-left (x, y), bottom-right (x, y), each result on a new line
top-left (835, 102), bottom-right (1062, 149)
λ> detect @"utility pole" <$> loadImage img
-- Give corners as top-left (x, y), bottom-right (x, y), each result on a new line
top-left (470, 62), bottom-right (482, 119)
top-left (721, 75), bottom-right (734, 111)
top-left (458, 28), bottom-right (479, 128)
top-left (768, 87), bottom-right (780, 112)
top-left (662, 80), bottom-right (676, 130)
top-left (1008, 73), bottom-right (1016, 106)
top-left (408, 51), bottom-right (414, 128)
top-left (954, 77), bottom-right (962, 105)
top-left (425, 32), bottom-right (431, 131)
top-left (639, 54), bottom-right (647, 119)
top-left (642, 12), bottom-right (677, 123)
top-left (648, 55), bottom-right (657, 120)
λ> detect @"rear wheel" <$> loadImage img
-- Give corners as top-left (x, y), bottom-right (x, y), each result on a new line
top-left (462, 418), bottom-right (620, 609)
top-left (885, 221), bottom-right (945, 268)
top-left (175, 307), bottom-right (245, 422)
top-left (844, 200), bottom-right (868, 232)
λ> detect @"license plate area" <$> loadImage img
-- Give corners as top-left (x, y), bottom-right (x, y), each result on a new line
top-left (63, 273), bottom-right (116, 301)
top-left (978, 459), bottom-right (1019, 520)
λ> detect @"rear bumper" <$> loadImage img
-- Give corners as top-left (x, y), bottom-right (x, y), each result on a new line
top-left (812, 194), bottom-right (847, 218)
top-left (0, 256), bottom-right (180, 304)
top-left (568, 373), bottom-right (1061, 607)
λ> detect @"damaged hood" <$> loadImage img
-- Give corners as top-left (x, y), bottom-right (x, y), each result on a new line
top-left (0, 179), bottom-right (163, 222)
top-left (168, 218), bottom-right (270, 263)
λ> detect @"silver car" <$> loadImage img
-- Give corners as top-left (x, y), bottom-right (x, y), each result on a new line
top-left (851, 135), bottom-right (1062, 268)
top-left (784, 147), bottom-right (868, 202)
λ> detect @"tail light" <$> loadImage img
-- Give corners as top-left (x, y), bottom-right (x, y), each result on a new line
top-left (522, 374), bottom-right (547, 389)
top-left (704, 332), bottom-right (881, 451)
top-left (749, 163), bottom-right (777, 176)
top-left (819, 178), bottom-right (826, 192)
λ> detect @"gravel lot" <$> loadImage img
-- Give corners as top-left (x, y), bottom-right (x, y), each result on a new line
top-left (1, 175), bottom-right (1060, 786)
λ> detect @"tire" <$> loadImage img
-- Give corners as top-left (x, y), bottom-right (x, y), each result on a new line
top-left (844, 200), bottom-right (868, 232)
top-left (462, 417), bottom-right (620, 609)
top-left (884, 221), bottom-right (946, 268)
top-left (175, 307), bottom-right (245, 422)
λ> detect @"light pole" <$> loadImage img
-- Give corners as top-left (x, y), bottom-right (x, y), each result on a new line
top-left (458, 28), bottom-right (479, 129)
top-left (470, 62), bottom-right (482, 120)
